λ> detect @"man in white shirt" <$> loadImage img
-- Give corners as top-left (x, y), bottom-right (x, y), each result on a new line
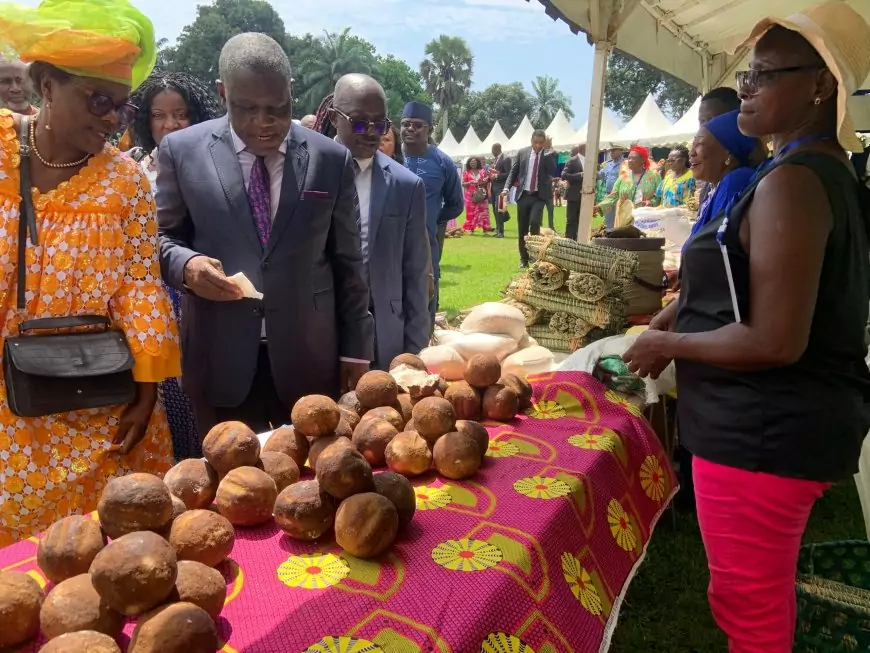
top-left (157, 33), bottom-right (373, 434)
top-left (502, 129), bottom-right (556, 268)
top-left (328, 74), bottom-right (430, 369)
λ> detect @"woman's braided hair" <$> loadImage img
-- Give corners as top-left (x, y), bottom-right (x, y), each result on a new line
top-left (130, 70), bottom-right (224, 152)
top-left (313, 93), bottom-right (336, 138)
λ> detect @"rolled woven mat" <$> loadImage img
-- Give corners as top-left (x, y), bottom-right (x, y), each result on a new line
top-left (527, 323), bottom-right (622, 353)
top-left (567, 272), bottom-right (614, 302)
top-left (525, 234), bottom-right (638, 283)
top-left (529, 261), bottom-right (566, 292)
top-left (501, 299), bottom-right (544, 326)
top-left (548, 311), bottom-right (594, 339)
top-left (505, 276), bottom-right (627, 329)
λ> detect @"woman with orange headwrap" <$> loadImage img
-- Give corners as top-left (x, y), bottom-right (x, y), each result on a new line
top-left (0, 0), bottom-right (179, 546)
top-left (594, 145), bottom-right (662, 227)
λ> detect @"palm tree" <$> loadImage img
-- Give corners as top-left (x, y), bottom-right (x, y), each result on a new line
top-left (419, 35), bottom-right (473, 135)
top-left (298, 28), bottom-right (377, 110)
top-left (530, 75), bottom-right (574, 127)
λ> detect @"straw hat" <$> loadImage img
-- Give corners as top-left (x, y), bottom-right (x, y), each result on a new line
top-left (735, 1), bottom-right (870, 152)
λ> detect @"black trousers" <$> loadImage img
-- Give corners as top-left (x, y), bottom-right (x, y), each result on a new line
top-left (545, 196), bottom-right (554, 229)
top-left (565, 199), bottom-right (581, 240)
top-left (212, 343), bottom-right (292, 434)
top-left (490, 195), bottom-right (508, 234)
top-left (516, 192), bottom-right (545, 265)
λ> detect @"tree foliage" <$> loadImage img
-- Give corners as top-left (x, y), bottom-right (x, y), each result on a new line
top-left (604, 50), bottom-right (698, 121)
top-left (162, 0), bottom-right (289, 83)
top-left (530, 75), bottom-right (573, 127)
top-left (420, 35), bottom-right (474, 135)
top-left (377, 55), bottom-right (429, 121)
top-left (438, 82), bottom-right (534, 141)
top-left (296, 28), bottom-right (378, 112)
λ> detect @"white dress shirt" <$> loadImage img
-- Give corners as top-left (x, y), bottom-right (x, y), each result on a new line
top-left (353, 157), bottom-right (374, 263)
top-left (231, 127), bottom-right (286, 223)
top-left (523, 149), bottom-right (541, 193)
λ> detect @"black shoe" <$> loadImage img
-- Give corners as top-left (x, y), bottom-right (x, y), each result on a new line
top-left (495, 233), bottom-right (504, 238)
top-left (519, 262), bottom-right (528, 269)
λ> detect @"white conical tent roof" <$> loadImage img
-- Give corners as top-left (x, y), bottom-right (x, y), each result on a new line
top-left (612, 94), bottom-right (673, 146)
top-left (506, 116), bottom-right (535, 153)
top-left (457, 127), bottom-right (484, 157)
top-left (480, 121), bottom-right (510, 154)
top-left (438, 129), bottom-right (461, 158)
top-left (575, 111), bottom-right (621, 148)
top-left (545, 109), bottom-right (578, 150)
top-left (650, 97), bottom-right (702, 146)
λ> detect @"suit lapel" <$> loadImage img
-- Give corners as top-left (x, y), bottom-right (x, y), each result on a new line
top-left (368, 153), bottom-right (391, 256)
top-left (266, 125), bottom-right (308, 257)
top-left (208, 121), bottom-right (261, 253)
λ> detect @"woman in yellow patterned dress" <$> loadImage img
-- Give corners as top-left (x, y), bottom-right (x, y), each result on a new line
top-left (0, 0), bottom-right (179, 547)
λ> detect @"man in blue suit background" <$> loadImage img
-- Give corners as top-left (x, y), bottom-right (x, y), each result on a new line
top-left (328, 74), bottom-right (430, 369)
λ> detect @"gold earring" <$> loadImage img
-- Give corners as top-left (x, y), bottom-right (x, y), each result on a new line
top-left (814, 97), bottom-right (821, 105)
top-left (43, 101), bottom-right (51, 131)
top-left (725, 157), bottom-right (732, 166)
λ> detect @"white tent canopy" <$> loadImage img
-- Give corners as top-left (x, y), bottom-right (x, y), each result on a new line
top-left (480, 121), bottom-right (510, 154)
top-left (437, 129), bottom-right (462, 158)
top-left (506, 116), bottom-right (536, 153)
top-left (575, 111), bottom-right (621, 147)
top-left (649, 97), bottom-right (702, 147)
top-left (545, 109), bottom-right (579, 150)
top-left (456, 127), bottom-right (484, 158)
top-left (612, 94), bottom-right (673, 146)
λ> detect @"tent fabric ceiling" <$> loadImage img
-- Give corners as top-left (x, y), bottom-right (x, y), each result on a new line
top-left (530, 0), bottom-right (870, 91)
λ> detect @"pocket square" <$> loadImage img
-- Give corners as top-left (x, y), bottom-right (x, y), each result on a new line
top-left (303, 190), bottom-right (330, 199)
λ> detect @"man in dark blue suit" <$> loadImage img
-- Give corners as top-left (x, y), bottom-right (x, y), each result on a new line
top-left (329, 74), bottom-right (431, 369)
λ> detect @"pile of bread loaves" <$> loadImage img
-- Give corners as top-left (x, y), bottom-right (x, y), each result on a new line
top-left (0, 469), bottom-right (236, 653)
top-left (420, 302), bottom-right (555, 380)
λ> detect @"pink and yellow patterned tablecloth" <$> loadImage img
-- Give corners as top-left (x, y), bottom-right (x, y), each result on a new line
top-left (1, 371), bottom-right (677, 653)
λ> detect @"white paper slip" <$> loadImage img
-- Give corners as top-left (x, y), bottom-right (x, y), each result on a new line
top-left (227, 272), bottom-right (263, 300)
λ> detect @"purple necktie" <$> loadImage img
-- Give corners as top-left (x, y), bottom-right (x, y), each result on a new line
top-left (247, 156), bottom-right (271, 247)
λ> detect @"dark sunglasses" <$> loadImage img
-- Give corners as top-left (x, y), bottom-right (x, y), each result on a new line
top-left (332, 107), bottom-right (391, 136)
top-left (74, 83), bottom-right (138, 128)
top-left (735, 65), bottom-right (826, 95)
top-left (400, 119), bottom-right (428, 131)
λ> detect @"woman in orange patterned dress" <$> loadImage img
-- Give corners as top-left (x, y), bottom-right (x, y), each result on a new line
top-left (0, 0), bottom-right (179, 547)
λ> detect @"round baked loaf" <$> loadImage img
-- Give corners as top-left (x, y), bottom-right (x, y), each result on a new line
top-left (128, 602), bottom-right (217, 653)
top-left (308, 434), bottom-right (353, 473)
top-left (163, 459), bottom-right (219, 510)
top-left (411, 397), bottom-right (456, 446)
top-left (168, 560), bottom-right (226, 621)
top-left (258, 451), bottom-right (300, 492)
top-left (0, 571), bottom-right (43, 648)
top-left (355, 370), bottom-right (399, 409)
top-left (89, 531), bottom-right (177, 616)
top-left (315, 444), bottom-right (375, 500)
top-left (444, 381), bottom-right (482, 420)
top-left (482, 384), bottom-right (520, 421)
top-left (385, 431), bottom-right (432, 477)
top-left (262, 426), bottom-right (309, 469)
top-left (215, 466), bottom-right (278, 527)
top-left (291, 395), bottom-right (341, 438)
top-left (202, 421), bottom-right (261, 476)
top-left (389, 353), bottom-right (427, 371)
top-left (38, 631), bottom-right (121, 653)
top-left (373, 471), bottom-right (416, 527)
top-left (274, 480), bottom-right (336, 541)
top-left (352, 417), bottom-right (399, 467)
top-left (465, 353), bottom-right (502, 388)
top-left (335, 493), bottom-right (398, 559)
top-left (338, 390), bottom-right (363, 415)
top-left (360, 406), bottom-right (405, 432)
top-left (433, 431), bottom-right (482, 480)
top-left (40, 574), bottom-right (123, 640)
top-left (97, 473), bottom-right (173, 539)
top-left (169, 509), bottom-right (235, 567)
top-left (37, 515), bottom-right (106, 584)
top-left (340, 407), bottom-right (361, 431)
top-left (455, 419), bottom-right (489, 456)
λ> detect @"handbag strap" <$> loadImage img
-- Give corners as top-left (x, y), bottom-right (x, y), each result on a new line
top-left (19, 315), bottom-right (111, 333)
top-left (17, 115), bottom-right (38, 311)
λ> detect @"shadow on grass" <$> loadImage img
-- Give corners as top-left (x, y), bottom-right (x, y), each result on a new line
top-left (440, 264), bottom-right (470, 274)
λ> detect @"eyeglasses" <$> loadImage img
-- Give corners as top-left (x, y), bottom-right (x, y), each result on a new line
top-left (735, 65), bottom-right (825, 95)
top-left (332, 107), bottom-right (391, 136)
top-left (400, 119), bottom-right (428, 131)
top-left (74, 83), bottom-right (138, 128)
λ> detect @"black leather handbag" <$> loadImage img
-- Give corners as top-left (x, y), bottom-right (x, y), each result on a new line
top-left (3, 116), bottom-right (136, 417)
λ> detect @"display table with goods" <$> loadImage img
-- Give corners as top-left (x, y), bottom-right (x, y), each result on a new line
top-left (0, 349), bottom-right (676, 653)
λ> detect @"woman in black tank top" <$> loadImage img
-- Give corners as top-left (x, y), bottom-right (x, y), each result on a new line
top-left (623, 8), bottom-right (870, 652)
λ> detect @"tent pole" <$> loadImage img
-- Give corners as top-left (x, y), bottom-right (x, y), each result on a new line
top-left (578, 40), bottom-right (610, 243)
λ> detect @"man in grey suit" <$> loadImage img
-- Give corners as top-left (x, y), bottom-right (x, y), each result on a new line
top-left (157, 33), bottom-right (374, 435)
top-left (561, 144), bottom-right (584, 240)
top-left (328, 74), bottom-right (430, 370)
top-left (489, 143), bottom-right (510, 238)
top-left (501, 129), bottom-right (557, 268)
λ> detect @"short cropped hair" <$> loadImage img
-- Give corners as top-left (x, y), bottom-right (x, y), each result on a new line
top-left (532, 129), bottom-right (547, 140)
top-left (218, 32), bottom-right (292, 84)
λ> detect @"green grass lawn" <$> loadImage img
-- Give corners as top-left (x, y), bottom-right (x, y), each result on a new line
top-left (439, 207), bottom-right (867, 651)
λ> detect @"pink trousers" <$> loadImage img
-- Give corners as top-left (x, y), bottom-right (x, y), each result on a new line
top-left (693, 456), bottom-right (830, 653)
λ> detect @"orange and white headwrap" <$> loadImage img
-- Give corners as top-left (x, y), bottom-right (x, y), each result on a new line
top-left (0, 0), bottom-right (156, 90)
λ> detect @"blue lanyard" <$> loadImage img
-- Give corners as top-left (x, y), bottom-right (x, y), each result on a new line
top-left (716, 134), bottom-right (834, 246)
